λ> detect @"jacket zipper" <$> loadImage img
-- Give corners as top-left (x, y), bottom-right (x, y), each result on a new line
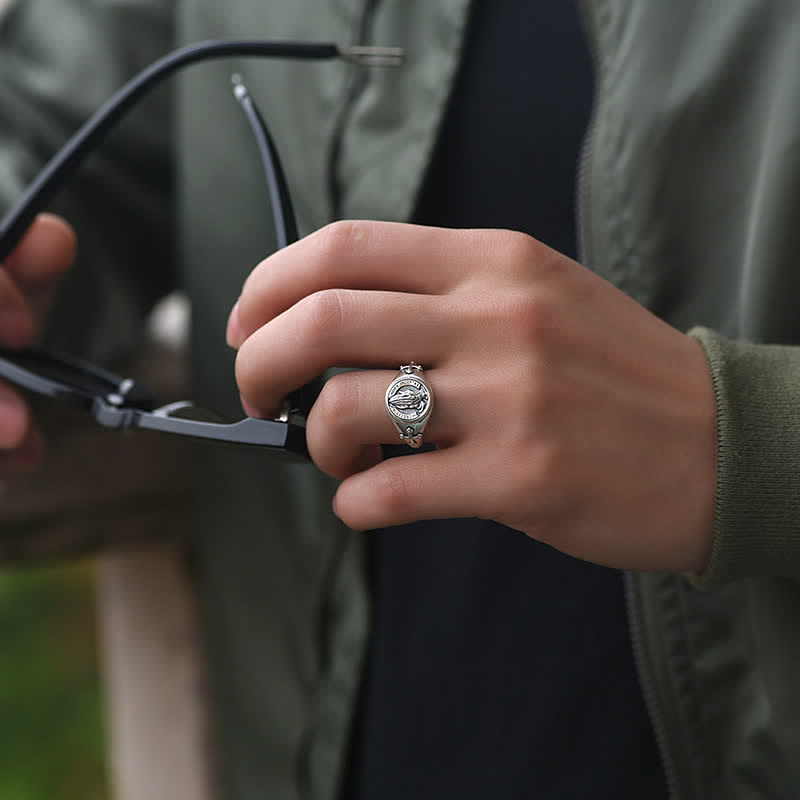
top-left (576, 2), bottom-right (678, 797)
top-left (624, 573), bottom-right (680, 799)
top-left (575, 0), bottom-right (598, 270)
top-left (325, 0), bottom-right (380, 220)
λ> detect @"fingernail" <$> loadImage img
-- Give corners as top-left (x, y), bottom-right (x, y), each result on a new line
top-left (0, 309), bottom-right (34, 348)
top-left (226, 300), bottom-right (243, 348)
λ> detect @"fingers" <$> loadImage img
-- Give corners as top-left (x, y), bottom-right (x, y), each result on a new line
top-left (332, 445), bottom-right (485, 531)
top-left (231, 221), bottom-right (492, 346)
top-left (0, 214), bottom-right (74, 470)
top-left (306, 369), bottom-right (465, 478)
top-left (0, 214), bottom-right (76, 345)
top-left (236, 289), bottom-right (456, 415)
top-left (0, 375), bottom-right (42, 472)
top-left (0, 382), bottom-right (33, 449)
top-left (3, 213), bottom-right (77, 290)
top-left (0, 274), bottom-right (35, 347)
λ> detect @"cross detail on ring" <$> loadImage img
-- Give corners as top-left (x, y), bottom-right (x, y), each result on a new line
top-left (400, 362), bottom-right (423, 375)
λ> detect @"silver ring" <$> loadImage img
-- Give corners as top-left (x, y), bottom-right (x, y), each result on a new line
top-left (385, 363), bottom-right (433, 449)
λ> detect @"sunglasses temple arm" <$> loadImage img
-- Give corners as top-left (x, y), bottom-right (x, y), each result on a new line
top-left (232, 75), bottom-right (326, 415)
top-left (0, 352), bottom-right (90, 405)
top-left (0, 40), bottom-right (403, 261)
top-left (0, 39), bottom-right (347, 262)
top-left (91, 400), bottom-right (307, 454)
top-left (232, 75), bottom-right (298, 248)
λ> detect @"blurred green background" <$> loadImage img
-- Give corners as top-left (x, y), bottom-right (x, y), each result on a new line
top-left (0, 563), bottom-right (109, 800)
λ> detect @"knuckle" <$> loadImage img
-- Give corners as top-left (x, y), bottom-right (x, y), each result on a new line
top-left (485, 230), bottom-right (544, 276)
top-left (310, 220), bottom-right (367, 266)
top-left (493, 440), bottom-right (561, 528)
top-left (373, 466), bottom-right (412, 515)
top-left (299, 288), bottom-right (354, 344)
top-left (504, 229), bottom-right (542, 262)
top-left (314, 373), bottom-right (361, 429)
top-left (500, 229), bottom-right (569, 282)
top-left (504, 354), bottom-right (564, 436)
top-left (498, 290), bottom-right (557, 349)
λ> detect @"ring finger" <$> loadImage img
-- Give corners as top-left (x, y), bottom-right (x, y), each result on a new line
top-left (307, 368), bottom-right (467, 479)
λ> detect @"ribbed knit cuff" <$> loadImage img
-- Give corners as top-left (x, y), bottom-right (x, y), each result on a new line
top-left (688, 328), bottom-right (800, 586)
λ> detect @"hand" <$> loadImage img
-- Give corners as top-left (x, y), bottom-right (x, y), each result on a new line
top-left (229, 221), bottom-right (716, 574)
top-left (0, 213), bottom-right (76, 469)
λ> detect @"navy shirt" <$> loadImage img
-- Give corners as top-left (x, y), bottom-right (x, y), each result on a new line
top-left (342, 2), bottom-right (669, 798)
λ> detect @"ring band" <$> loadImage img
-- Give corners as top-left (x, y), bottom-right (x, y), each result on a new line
top-left (385, 363), bottom-right (433, 448)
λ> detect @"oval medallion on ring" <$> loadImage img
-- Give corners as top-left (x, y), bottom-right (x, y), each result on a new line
top-left (386, 377), bottom-right (430, 422)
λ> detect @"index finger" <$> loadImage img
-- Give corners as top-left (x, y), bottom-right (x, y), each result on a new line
top-left (233, 221), bottom-right (482, 346)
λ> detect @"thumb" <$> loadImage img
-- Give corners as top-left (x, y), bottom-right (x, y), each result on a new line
top-left (3, 212), bottom-right (76, 289)
top-left (0, 214), bottom-right (76, 344)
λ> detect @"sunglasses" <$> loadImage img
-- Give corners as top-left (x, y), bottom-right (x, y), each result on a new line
top-left (0, 39), bottom-right (402, 457)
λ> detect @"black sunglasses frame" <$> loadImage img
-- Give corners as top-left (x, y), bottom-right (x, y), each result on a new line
top-left (0, 39), bottom-right (402, 456)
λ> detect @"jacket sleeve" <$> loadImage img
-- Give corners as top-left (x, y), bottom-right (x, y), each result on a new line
top-left (689, 327), bottom-right (800, 586)
top-left (0, 0), bottom-right (177, 360)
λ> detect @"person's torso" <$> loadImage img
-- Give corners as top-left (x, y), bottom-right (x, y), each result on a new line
top-left (175, 2), bottom-right (800, 798)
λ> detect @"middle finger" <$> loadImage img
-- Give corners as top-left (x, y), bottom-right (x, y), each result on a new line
top-left (236, 289), bottom-right (456, 415)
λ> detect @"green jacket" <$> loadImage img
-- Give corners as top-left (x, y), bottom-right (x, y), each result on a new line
top-left (3, 1), bottom-right (800, 798)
